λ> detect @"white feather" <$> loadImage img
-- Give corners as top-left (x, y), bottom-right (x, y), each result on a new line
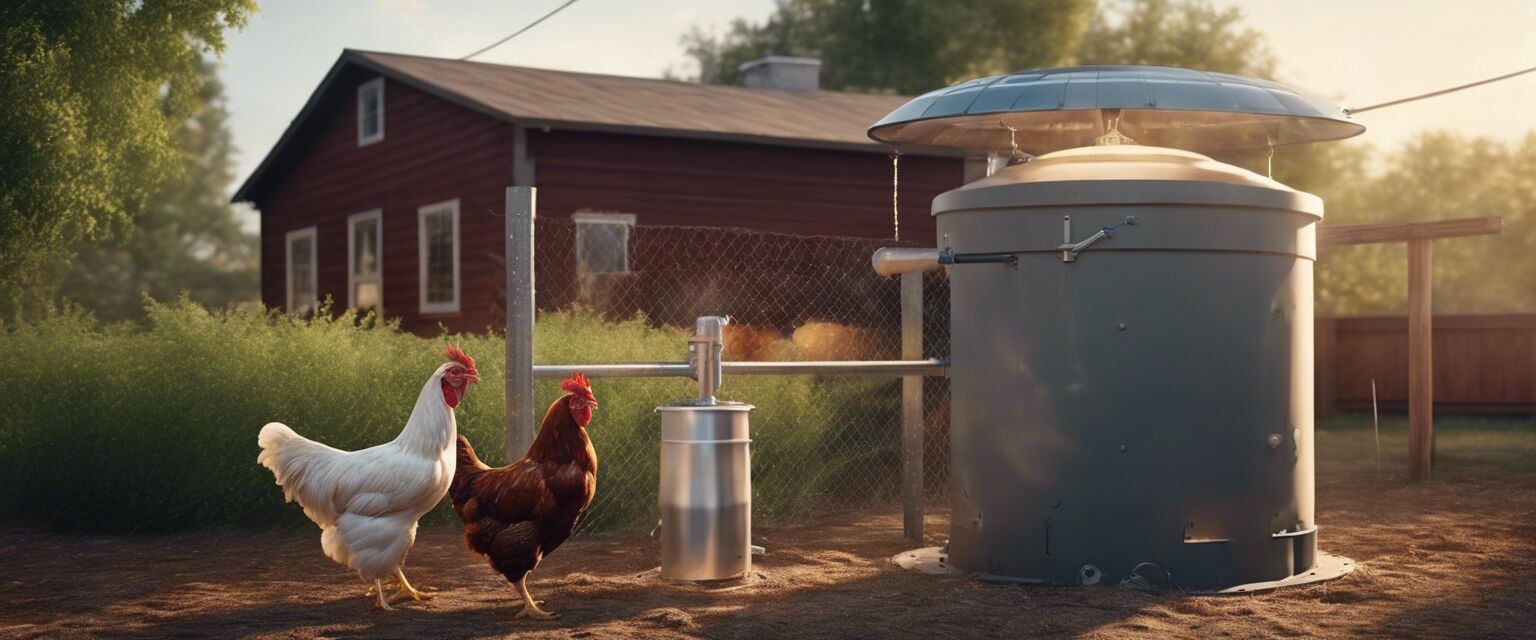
top-left (257, 364), bottom-right (460, 582)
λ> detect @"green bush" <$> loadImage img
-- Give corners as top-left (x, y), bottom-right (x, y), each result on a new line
top-left (0, 299), bottom-right (901, 532)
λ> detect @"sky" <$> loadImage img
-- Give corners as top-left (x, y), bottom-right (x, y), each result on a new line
top-left (221, 0), bottom-right (1536, 206)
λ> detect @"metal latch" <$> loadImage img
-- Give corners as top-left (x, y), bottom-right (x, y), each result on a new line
top-left (1059, 215), bottom-right (1138, 263)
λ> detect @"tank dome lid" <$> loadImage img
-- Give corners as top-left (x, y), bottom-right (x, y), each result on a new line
top-left (934, 145), bottom-right (1323, 216)
top-left (868, 65), bottom-right (1364, 155)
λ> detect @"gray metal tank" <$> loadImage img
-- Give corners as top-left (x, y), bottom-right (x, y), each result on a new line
top-left (936, 145), bottom-right (1328, 590)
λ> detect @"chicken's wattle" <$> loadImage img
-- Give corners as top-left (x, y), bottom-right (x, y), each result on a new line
top-left (443, 380), bottom-right (464, 408)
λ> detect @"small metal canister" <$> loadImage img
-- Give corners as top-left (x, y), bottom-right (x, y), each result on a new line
top-left (657, 402), bottom-right (753, 581)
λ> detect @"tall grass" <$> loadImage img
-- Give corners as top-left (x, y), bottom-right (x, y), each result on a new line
top-left (0, 299), bottom-right (900, 532)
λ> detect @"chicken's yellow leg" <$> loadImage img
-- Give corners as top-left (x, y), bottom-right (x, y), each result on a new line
top-left (514, 575), bottom-right (558, 620)
top-left (373, 579), bottom-right (395, 611)
top-left (365, 575), bottom-right (397, 597)
top-left (388, 567), bottom-right (436, 602)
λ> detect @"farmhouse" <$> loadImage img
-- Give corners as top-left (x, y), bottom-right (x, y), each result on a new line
top-left (235, 50), bottom-right (967, 333)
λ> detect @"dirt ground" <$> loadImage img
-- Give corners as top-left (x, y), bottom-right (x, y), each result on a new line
top-left (2, 456), bottom-right (1535, 640)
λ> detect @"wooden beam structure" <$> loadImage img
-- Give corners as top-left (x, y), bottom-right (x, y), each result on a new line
top-left (1319, 216), bottom-right (1503, 248)
top-left (1317, 216), bottom-right (1503, 481)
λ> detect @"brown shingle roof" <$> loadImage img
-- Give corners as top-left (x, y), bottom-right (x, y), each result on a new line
top-left (354, 50), bottom-right (910, 149)
top-left (235, 50), bottom-right (923, 202)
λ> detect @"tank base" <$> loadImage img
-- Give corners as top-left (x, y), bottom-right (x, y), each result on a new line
top-left (891, 546), bottom-right (1355, 593)
top-left (1201, 551), bottom-right (1355, 595)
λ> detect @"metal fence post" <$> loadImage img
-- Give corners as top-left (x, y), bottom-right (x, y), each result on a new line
top-left (505, 187), bottom-right (536, 463)
top-left (901, 271), bottom-right (924, 542)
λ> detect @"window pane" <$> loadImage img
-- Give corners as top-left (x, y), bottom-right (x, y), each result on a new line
top-left (577, 223), bottom-right (629, 274)
top-left (360, 87), bottom-right (381, 138)
top-left (354, 281), bottom-right (381, 311)
top-left (353, 218), bottom-right (379, 276)
top-left (424, 211), bottom-right (455, 304)
top-left (290, 236), bottom-right (314, 310)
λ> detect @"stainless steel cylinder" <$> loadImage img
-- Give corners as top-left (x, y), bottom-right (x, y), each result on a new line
top-left (658, 402), bottom-right (753, 581)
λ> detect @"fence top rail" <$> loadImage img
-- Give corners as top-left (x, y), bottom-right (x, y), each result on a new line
top-left (531, 358), bottom-right (950, 379)
top-left (1319, 217), bottom-right (1503, 248)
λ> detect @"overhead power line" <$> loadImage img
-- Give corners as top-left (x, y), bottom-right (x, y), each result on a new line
top-left (1345, 63), bottom-right (1536, 115)
top-left (460, 0), bottom-right (580, 61)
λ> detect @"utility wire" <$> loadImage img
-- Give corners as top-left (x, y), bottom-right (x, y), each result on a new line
top-left (460, 0), bottom-right (580, 61)
top-left (1345, 63), bottom-right (1536, 115)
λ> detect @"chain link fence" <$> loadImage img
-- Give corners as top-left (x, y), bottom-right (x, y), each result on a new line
top-left (497, 216), bottom-right (951, 534)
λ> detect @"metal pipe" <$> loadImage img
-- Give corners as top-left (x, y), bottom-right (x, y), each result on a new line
top-left (531, 358), bottom-right (950, 379)
top-left (728, 359), bottom-right (950, 377)
top-left (690, 316), bottom-right (728, 404)
top-left (872, 247), bottom-right (943, 277)
top-left (533, 363), bottom-right (695, 378)
top-left (504, 187), bottom-right (537, 462)
top-left (943, 250), bottom-right (1019, 268)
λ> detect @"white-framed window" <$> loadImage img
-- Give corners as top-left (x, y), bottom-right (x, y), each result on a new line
top-left (357, 77), bottom-right (384, 147)
top-left (573, 211), bottom-right (635, 277)
top-left (418, 199), bottom-right (460, 314)
top-left (285, 226), bottom-right (318, 315)
top-left (347, 209), bottom-right (383, 314)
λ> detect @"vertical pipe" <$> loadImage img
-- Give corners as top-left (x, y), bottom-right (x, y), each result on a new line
top-left (505, 186), bottom-right (536, 463)
top-left (1407, 239), bottom-right (1434, 481)
top-left (692, 316), bottom-right (727, 404)
top-left (901, 271), bottom-right (924, 542)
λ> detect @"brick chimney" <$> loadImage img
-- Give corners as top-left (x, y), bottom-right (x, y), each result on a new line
top-left (738, 56), bottom-right (822, 92)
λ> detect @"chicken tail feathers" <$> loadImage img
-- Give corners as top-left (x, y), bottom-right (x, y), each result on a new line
top-left (257, 422), bottom-right (344, 527)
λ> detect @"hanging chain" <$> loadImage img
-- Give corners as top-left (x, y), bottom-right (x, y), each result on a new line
top-left (891, 151), bottom-right (901, 241)
top-left (999, 120), bottom-right (1031, 165)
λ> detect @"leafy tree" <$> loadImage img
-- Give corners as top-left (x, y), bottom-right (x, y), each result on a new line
top-left (59, 59), bottom-right (258, 323)
top-left (1317, 133), bottom-right (1536, 314)
top-left (1077, 0), bottom-right (1275, 77)
top-left (677, 0), bottom-right (1096, 93)
top-left (0, 0), bottom-right (255, 323)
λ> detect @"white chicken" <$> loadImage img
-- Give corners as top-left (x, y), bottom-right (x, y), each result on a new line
top-left (257, 347), bottom-right (479, 609)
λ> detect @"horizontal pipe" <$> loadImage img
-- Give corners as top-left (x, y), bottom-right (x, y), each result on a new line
top-left (725, 359), bottom-right (950, 377)
top-left (533, 363), bottom-right (694, 378)
top-left (872, 247), bottom-right (943, 277)
top-left (532, 358), bottom-right (950, 379)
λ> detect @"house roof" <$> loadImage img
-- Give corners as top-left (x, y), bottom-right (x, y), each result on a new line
top-left (234, 49), bottom-right (933, 203)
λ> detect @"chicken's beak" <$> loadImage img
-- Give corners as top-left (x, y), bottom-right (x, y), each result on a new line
top-left (468, 370), bottom-right (481, 384)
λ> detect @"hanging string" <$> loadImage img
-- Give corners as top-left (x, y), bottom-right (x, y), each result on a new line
top-left (1344, 63), bottom-right (1536, 115)
top-left (891, 151), bottom-right (901, 242)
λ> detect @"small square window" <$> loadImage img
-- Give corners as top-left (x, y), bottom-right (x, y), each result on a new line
top-left (573, 211), bottom-right (635, 302)
top-left (357, 78), bottom-right (384, 147)
top-left (573, 211), bottom-right (635, 276)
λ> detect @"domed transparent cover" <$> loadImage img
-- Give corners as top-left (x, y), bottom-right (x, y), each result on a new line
top-left (868, 66), bottom-right (1364, 154)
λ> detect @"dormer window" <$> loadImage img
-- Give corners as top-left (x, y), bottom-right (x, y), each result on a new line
top-left (357, 78), bottom-right (384, 147)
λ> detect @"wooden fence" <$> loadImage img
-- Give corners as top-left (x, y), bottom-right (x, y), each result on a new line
top-left (1317, 314), bottom-right (1536, 415)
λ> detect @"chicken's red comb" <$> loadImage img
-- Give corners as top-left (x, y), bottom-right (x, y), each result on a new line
top-left (444, 346), bottom-right (476, 370)
top-left (561, 372), bottom-right (592, 397)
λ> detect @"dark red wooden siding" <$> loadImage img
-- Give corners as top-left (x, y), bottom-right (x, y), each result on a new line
top-left (255, 67), bottom-right (965, 336)
top-left (529, 129), bottom-right (960, 242)
top-left (257, 68), bottom-right (512, 334)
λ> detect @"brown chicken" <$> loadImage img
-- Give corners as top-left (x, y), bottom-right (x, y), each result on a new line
top-left (450, 373), bottom-right (597, 619)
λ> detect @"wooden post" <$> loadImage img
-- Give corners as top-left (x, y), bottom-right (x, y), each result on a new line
top-left (505, 187), bottom-right (536, 463)
top-left (1318, 216), bottom-right (1501, 482)
top-left (1407, 239), bottom-right (1434, 481)
top-left (900, 271), bottom-right (924, 542)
